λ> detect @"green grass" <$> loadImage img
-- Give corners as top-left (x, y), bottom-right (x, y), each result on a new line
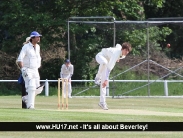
top-left (0, 96), bottom-right (183, 137)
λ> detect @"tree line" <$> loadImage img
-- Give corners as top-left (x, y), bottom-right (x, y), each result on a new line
top-left (0, 0), bottom-right (183, 82)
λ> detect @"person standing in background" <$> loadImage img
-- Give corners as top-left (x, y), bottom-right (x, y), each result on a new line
top-left (60, 59), bottom-right (74, 98)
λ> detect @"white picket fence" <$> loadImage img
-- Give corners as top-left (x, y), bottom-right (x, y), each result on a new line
top-left (1, 79), bottom-right (183, 96)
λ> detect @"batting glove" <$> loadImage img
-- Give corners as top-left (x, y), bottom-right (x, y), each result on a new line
top-left (21, 67), bottom-right (28, 77)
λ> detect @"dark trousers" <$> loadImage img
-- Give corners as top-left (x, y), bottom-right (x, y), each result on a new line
top-left (21, 84), bottom-right (27, 108)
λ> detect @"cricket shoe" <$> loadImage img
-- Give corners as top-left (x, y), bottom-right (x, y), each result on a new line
top-left (98, 102), bottom-right (108, 110)
top-left (27, 105), bottom-right (35, 110)
top-left (95, 77), bottom-right (101, 85)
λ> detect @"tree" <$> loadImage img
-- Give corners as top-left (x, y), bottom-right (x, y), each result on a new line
top-left (144, 0), bottom-right (183, 58)
top-left (0, 0), bottom-right (177, 82)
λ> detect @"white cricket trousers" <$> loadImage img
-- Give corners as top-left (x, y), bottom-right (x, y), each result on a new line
top-left (95, 52), bottom-right (108, 104)
top-left (95, 52), bottom-right (108, 79)
top-left (63, 81), bottom-right (72, 97)
top-left (23, 68), bottom-right (40, 108)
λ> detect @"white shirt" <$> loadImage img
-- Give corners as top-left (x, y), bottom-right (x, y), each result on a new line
top-left (101, 44), bottom-right (122, 71)
top-left (17, 42), bottom-right (41, 69)
top-left (60, 64), bottom-right (74, 79)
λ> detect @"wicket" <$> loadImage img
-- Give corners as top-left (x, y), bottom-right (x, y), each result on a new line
top-left (58, 78), bottom-right (69, 110)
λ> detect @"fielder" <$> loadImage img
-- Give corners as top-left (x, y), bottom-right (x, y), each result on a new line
top-left (17, 31), bottom-right (44, 109)
top-left (95, 42), bottom-right (132, 110)
top-left (60, 59), bottom-right (74, 98)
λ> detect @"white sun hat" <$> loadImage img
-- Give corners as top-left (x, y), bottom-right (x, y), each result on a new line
top-left (23, 37), bottom-right (31, 45)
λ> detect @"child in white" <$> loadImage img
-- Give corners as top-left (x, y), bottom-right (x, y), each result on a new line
top-left (60, 59), bottom-right (74, 98)
top-left (95, 42), bottom-right (132, 110)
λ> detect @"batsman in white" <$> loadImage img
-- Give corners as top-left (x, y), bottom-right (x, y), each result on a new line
top-left (60, 59), bottom-right (74, 98)
top-left (95, 42), bottom-right (132, 110)
top-left (17, 31), bottom-right (44, 109)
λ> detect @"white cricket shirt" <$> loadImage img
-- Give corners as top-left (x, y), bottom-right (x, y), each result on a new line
top-left (17, 42), bottom-right (41, 69)
top-left (101, 44), bottom-right (122, 71)
top-left (60, 64), bottom-right (74, 79)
